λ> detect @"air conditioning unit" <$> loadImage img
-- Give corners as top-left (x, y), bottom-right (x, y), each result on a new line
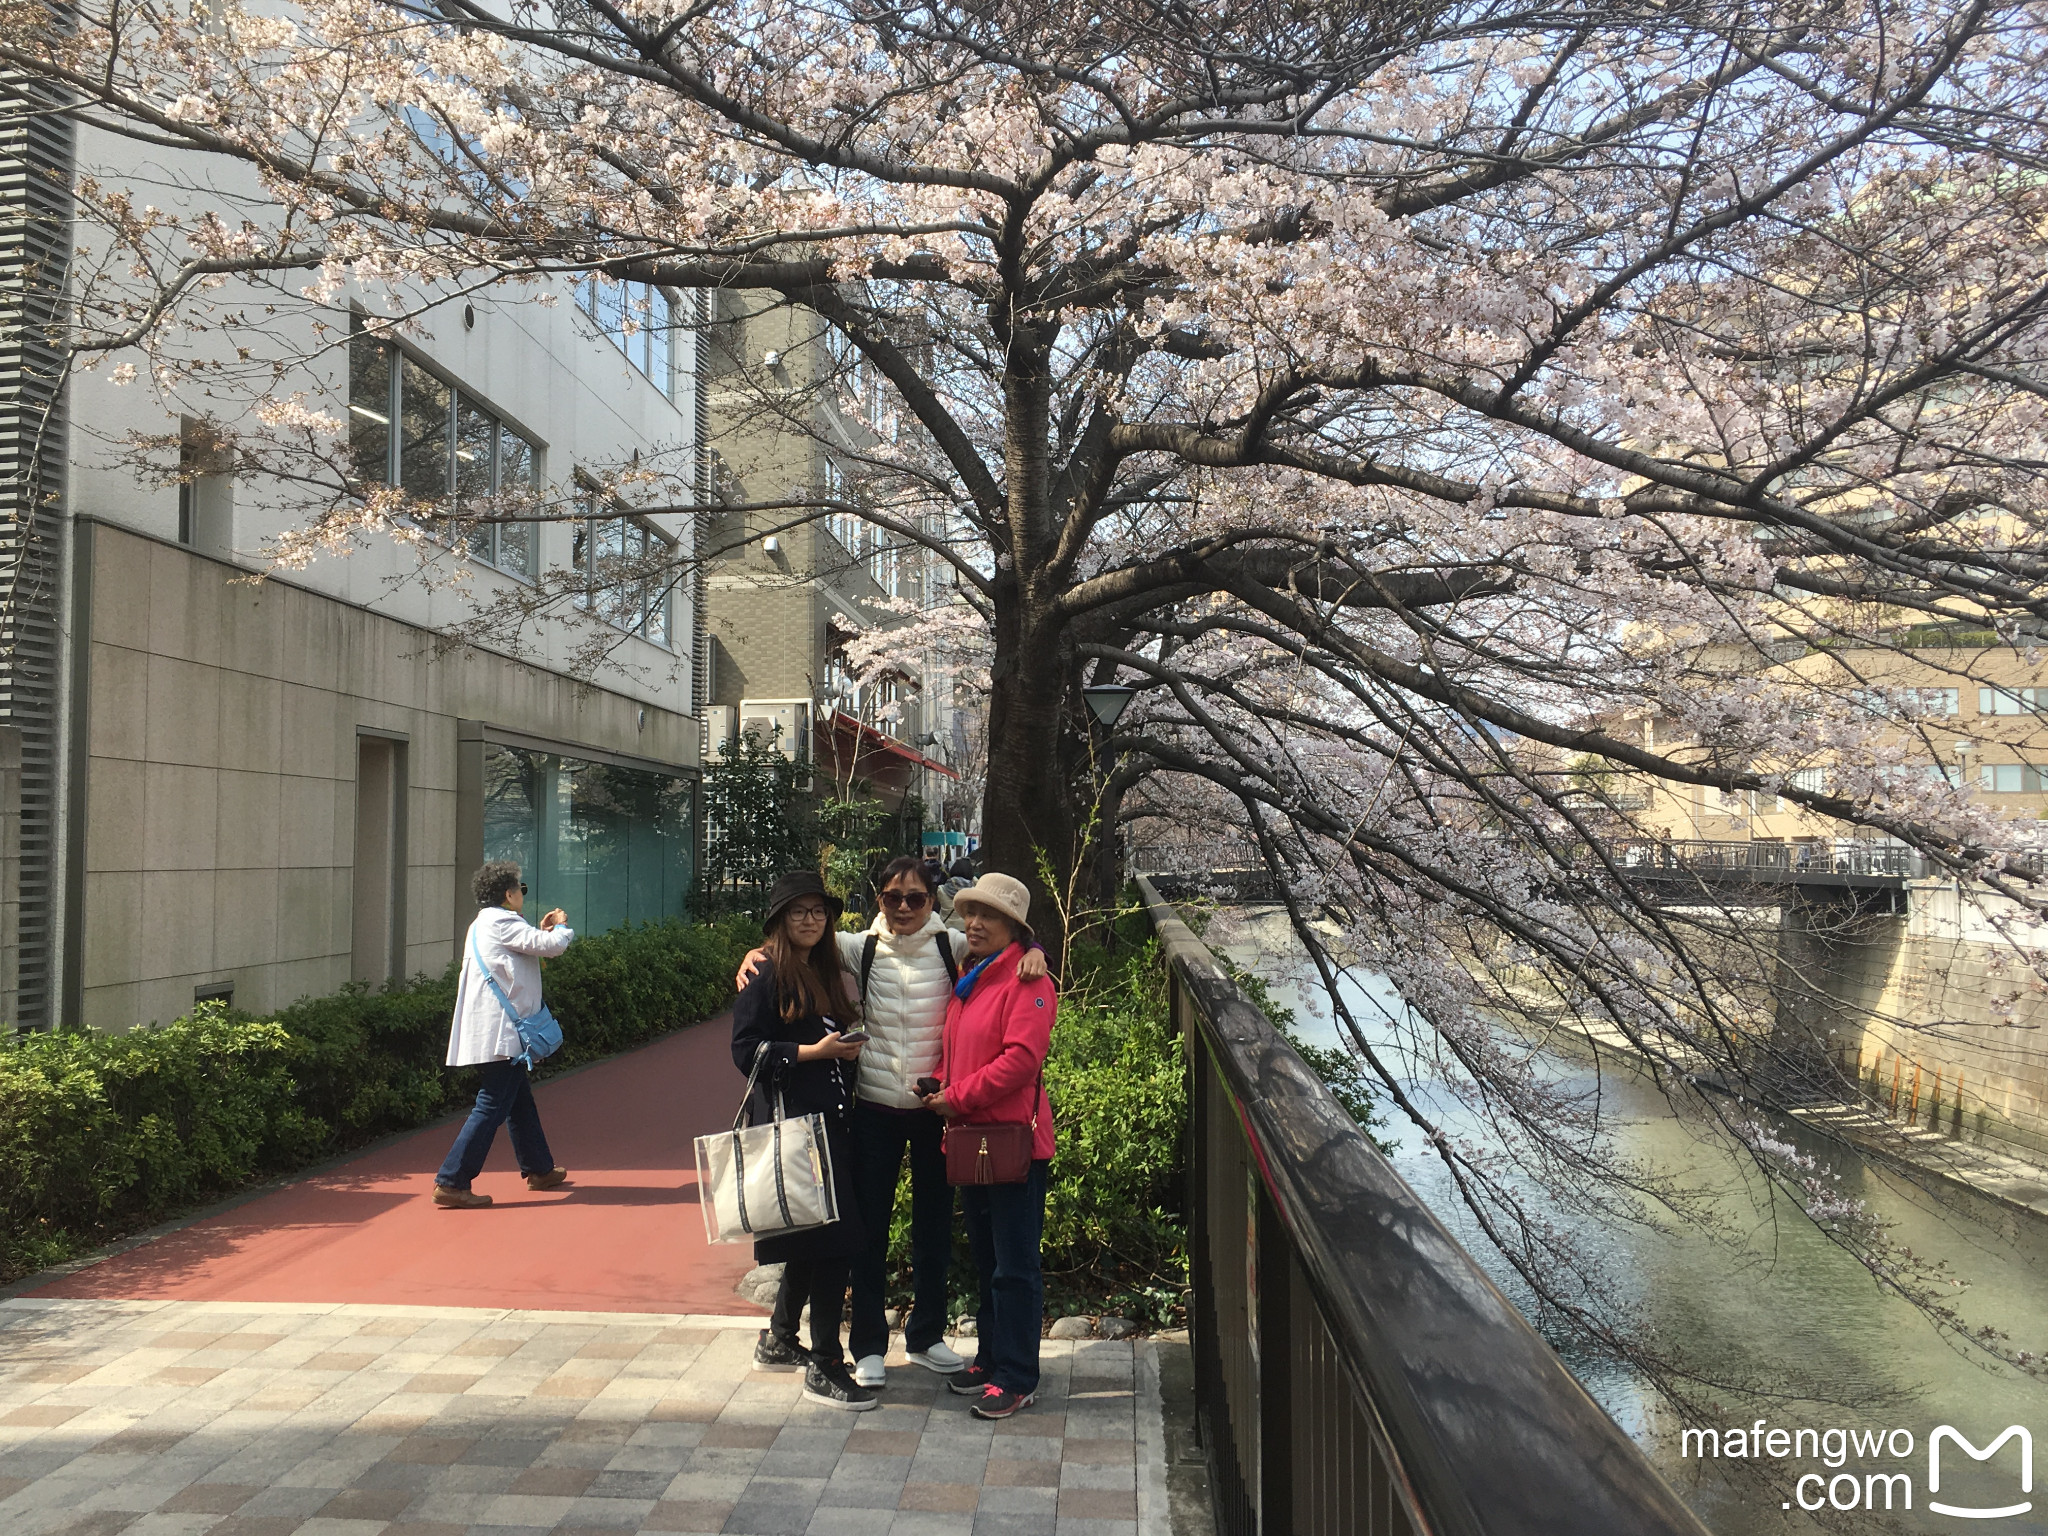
top-left (737, 698), bottom-right (814, 760)
top-left (703, 705), bottom-right (736, 760)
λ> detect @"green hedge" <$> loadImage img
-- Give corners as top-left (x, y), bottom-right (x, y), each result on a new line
top-left (0, 914), bottom-right (755, 1283)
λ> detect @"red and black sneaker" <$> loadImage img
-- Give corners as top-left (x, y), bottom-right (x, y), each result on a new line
top-left (946, 1362), bottom-right (994, 1396)
top-left (969, 1384), bottom-right (1036, 1420)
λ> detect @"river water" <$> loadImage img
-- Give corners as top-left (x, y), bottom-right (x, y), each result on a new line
top-left (1215, 908), bottom-right (2048, 1535)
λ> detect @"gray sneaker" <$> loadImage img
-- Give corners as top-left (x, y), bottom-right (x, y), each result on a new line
top-left (753, 1330), bottom-right (804, 1372)
top-left (802, 1362), bottom-right (879, 1411)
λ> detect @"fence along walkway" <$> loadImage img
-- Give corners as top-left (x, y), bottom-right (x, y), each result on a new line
top-left (1141, 878), bottom-right (1710, 1536)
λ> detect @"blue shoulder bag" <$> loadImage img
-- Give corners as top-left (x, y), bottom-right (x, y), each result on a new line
top-left (470, 925), bottom-right (564, 1069)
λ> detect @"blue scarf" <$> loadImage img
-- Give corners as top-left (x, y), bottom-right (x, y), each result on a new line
top-left (954, 949), bottom-right (1003, 1002)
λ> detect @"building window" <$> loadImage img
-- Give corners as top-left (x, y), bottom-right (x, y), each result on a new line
top-left (577, 278), bottom-right (674, 397)
top-left (481, 743), bottom-right (694, 933)
top-left (573, 507), bottom-right (676, 647)
top-left (1979, 686), bottom-right (2045, 716)
top-left (348, 323), bottom-right (538, 578)
top-left (1853, 686), bottom-right (1959, 719)
top-left (1980, 763), bottom-right (2048, 793)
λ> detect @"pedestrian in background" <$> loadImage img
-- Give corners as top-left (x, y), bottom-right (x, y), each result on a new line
top-left (433, 861), bottom-right (573, 1209)
top-left (924, 871), bottom-right (1056, 1420)
top-left (731, 870), bottom-right (874, 1411)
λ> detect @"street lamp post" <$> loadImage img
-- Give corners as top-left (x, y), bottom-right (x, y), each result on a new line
top-left (1081, 683), bottom-right (1135, 732)
top-left (1079, 683), bottom-right (1138, 936)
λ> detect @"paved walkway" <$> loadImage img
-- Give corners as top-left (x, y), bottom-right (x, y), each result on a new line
top-left (0, 1299), bottom-right (1163, 1536)
top-left (30, 1020), bottom-right (758, 1314)
top-left (3, 1019), bottom-right (1163, 1535)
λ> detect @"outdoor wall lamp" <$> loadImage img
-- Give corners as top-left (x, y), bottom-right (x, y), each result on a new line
top-left (1081, 683), bottom-right (1136, 731)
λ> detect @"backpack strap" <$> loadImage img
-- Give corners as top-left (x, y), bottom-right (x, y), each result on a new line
top-left (861, 932), bottom-right (880, 998)
top-left (935, 929), bottom-right (960, 986)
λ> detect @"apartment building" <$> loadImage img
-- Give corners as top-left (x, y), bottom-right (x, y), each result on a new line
top-left (697, 292), bottom-right (965, 847)
top-left (1605, 631), bottom-right (2048, 843)
top-left (0, 111), bottom-right (708, 1030)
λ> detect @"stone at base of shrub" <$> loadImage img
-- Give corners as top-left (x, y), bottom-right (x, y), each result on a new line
top-left (1098, 1316), bottom-right (1138, 1340)
top-left (882, 1308), bottom-right (902, 1329)
top-left (954, 1316), bottom-right (977, 1336)
top-left (737, 1263), bottom-right (785, 1308)
top-left (1047, 1315), bottom-right (1095, 1339)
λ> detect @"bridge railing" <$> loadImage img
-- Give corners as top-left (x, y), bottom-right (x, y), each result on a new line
top-left (1591, 838), bottom-right (1924, 879)
top-left (1140, 877), bottom-right (1710, 1536)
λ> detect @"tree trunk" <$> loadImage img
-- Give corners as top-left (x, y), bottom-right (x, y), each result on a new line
top-left (978, 586), bottom-right (1079, 963)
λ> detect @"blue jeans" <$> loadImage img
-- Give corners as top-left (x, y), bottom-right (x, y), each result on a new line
top-left (435, 1059), bottom-right (555, 1189)
top-left (960, 1159), bottom-right (1049, 1396)
top-left (849, 1103), bottom-right (953, 1361)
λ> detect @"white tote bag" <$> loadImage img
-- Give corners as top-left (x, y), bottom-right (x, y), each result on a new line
top-left (696, 1042), bottom-right (841, 1244)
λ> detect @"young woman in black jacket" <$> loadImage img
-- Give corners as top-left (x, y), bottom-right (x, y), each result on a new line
top-left (730, 870), bottom-right (873, 1410)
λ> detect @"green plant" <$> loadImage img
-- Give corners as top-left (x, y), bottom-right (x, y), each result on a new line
top-left (699, 729), bottom-right (818, 918)
top-left (818, 788), bottom-right (891, 903)
top-left (0, 1006), bottom-right (310, 1279)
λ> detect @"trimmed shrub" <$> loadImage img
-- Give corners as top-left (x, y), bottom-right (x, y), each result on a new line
top-left (0, 914), bottom-right (756, 1283)
top-left (0, 1007), bottom-right (309, 1278)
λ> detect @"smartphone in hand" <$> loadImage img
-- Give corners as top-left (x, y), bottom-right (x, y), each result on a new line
top-left (915, 1076), bottom-right (941, 1097)
top-left (837, 1028), bottom-right (871, 1043)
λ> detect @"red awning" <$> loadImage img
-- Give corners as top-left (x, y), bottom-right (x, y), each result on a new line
top-left (827, 710), bottom-right (959, 778)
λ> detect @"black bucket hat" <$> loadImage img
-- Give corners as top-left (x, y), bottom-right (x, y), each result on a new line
top-left (762, 870), bottom-right (842, 934)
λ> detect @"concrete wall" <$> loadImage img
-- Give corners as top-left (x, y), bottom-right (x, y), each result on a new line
top-left (1817, 884), bottom-right (2048, 1159)
top-left (77, 521), bottom-right (700, 1031)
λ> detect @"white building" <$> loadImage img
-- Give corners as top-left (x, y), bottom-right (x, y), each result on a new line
top-left (0, 100), bottom-right (709, 1029)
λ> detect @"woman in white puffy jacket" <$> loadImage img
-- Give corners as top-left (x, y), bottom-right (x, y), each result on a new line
top-left (738, 855), bottom-right (1044, 1387)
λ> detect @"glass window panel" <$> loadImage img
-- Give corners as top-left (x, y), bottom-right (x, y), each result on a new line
top-left (594, 517), bottom-right (632, 626)
top-left (567, 763), bottom-right (629, 935)
top-left (454, 394), bottom-right (496, 560)
top-left (648, 289), bottom-right (671, 396)
top-left (398, 358), bottom-right (452, 504)
top-left (1983, 763), bottom-right (2024, 792)
top-left (596, 280), bottom-right (627, 353)
top-left (645, 574), bottom-right (671, 647)
top-left (496, 427), bottom-right (534, 578)
top-left (481, 744), bottom-right (541, 884)
top-left (348, 333), bottom-right (393, 487)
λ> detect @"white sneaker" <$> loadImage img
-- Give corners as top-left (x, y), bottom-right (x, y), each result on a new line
top-left (906, 1340), bottom-right (966, 1374)
top-left (852, 1354), bottom-right (887, 1388)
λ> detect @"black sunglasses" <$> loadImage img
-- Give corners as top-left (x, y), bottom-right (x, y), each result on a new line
top-left (519, 883), bottom-right (529, 895)
top-left (880, 890), bottom-right (931, 910)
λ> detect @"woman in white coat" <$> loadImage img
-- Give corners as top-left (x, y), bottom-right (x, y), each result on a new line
top-left (738, 855), bottom-right (1045, 1385)
top-left (433, 860), bottom-right (575, 1209)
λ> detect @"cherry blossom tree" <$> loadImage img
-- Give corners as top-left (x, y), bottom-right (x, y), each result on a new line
top-left (11, 0), bottom-right (2048, 1410)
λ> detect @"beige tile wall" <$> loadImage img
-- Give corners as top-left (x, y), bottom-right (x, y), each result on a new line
top-left (79, 524), bottom-right (699, 1030)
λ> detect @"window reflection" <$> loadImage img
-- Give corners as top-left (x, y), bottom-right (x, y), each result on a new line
top-left (399, 358), bottom-right (452, 503)
top-left (480, 743), bottom-right (695, 930)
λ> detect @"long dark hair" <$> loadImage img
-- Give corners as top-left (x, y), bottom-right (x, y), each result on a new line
top-left (762, 911), bottom-right (858, 1024)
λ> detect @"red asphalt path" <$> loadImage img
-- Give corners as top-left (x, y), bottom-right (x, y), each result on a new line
top-left (32, 1015), bottom-right (766, 1316)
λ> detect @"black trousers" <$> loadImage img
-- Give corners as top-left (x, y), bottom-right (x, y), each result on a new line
top-left (770, 1257), bottom-right (851, 1367)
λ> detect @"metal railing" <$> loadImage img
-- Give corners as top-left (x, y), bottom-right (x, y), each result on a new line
top-left (1140, 877), bottom-right (1710, 1536)
top-left (1589, 838), bottom-right (1922, 881)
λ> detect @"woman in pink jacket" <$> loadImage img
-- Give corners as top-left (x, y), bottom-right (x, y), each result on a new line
top-left (920, 872), bottom-right (1056, 1420)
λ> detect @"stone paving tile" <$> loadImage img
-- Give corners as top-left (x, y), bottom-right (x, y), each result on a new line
top-left (0, 1303), bottom-right (1163, 1536)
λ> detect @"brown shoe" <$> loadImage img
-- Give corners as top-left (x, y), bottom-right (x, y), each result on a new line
top-left (432, 1185), bottom-right (492, 1209)
top-left (524, 1168), bottom-right (569, 1191)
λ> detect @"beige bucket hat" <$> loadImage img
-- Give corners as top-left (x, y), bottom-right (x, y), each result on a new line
top-left (951, 871), bottom-right (1033, 942)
